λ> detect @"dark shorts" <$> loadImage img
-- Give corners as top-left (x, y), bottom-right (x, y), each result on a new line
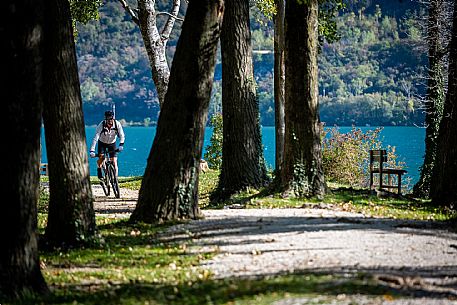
top-left (97, 141), bottom-right (117, 158)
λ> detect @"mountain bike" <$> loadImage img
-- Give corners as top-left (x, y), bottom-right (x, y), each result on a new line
top-left (95, 148), bottom-right (121, 198)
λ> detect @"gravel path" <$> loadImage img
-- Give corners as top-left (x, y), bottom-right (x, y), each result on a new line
top-left (92, 186), bottom-right (457, 304)
top-left (92, 184), bottom-right (137, 217)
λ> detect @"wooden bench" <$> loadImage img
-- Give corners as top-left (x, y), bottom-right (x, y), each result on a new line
top-left (369, 149), bottom-right (407, 195)
top-left (40, 163), bottom-right (48, 176)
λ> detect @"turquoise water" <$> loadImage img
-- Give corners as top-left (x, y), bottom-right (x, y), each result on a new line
top-left (41, 126), bottom-right (425, 185)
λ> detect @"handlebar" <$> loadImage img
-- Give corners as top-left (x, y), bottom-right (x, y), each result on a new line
top-left (90, 148), bottom-right (121, 158)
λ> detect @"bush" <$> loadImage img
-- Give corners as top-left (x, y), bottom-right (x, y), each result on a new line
top-left (204, 113), bottom-right (223, 169)
top-left (322, 126), bottom-right (407, 188)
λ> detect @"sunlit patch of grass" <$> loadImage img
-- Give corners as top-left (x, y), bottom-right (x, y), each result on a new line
top-left (255, 197), bottom-right (451, 221)
top-left (318, 187), bottom-right (454, 221)
top-left (118, 176), bottom-right (143, 190)
top-left (231, 183), bottom-right (455, 221)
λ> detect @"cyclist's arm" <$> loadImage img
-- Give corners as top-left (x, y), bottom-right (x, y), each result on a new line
top-left (117, 121), bottom-right (125, 146)
top-left (90, 122), bottom-right (103, 152)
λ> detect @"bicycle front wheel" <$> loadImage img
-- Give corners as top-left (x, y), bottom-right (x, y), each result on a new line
top-left (100, 166), bottom-right (110, 196)
top-left (107, 163), bottom-right (120, 198)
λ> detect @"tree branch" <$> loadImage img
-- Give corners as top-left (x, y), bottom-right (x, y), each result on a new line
top-left (159, 0), bottom-right (182, 43)
top-left (118, 0), bottom-right (139, 25)
top-left (157, 11), bottom-right (184, 22)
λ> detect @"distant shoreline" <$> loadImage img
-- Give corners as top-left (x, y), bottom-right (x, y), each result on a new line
top-left (84, 124), bottom-right (425, 128)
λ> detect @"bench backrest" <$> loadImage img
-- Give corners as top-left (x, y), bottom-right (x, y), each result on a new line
top-left (369, 149), bottom-right (387, 172)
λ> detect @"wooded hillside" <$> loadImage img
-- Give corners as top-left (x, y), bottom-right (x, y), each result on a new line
top-left (77, 0), bottom-right (425, 126)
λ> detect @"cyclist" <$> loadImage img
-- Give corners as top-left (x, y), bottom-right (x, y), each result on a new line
top-left (89, 110), bottom-right (125, 178)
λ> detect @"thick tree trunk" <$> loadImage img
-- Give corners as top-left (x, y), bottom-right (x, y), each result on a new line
top-left (280, 0), bottom-right (326, 198)
top-left (130, 0), bottom-right (224, 223)
top-left (274, 0), bottom-right (286, 175)
top-left (0, 0), bottom-right (49, 297)
top-left (216, 0), bottom-right (269, 199)
top-left (430, 0), bottom-right (457, 208)
top-left (42, 0), bottom-right (96, 248)
top-left (414, 0), bottom-right (446, 198)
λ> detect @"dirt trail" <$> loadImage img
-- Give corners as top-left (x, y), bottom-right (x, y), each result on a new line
top-left (92, 184), bottom-right (138, 217)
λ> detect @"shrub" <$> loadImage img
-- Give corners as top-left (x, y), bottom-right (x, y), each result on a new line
top-left (322, 126), bottom-right (407, 188)
top-left (204, 113), bottom-right (223, 169)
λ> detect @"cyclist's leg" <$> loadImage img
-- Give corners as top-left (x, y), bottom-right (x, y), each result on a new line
top-left (96, 141), bottom-right (106, 179)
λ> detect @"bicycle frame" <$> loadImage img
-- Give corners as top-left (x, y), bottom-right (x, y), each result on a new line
top-left (98, 148), bottom-right (121, 198)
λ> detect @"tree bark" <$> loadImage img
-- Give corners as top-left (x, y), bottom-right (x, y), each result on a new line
top-left (130, 0), bottom-right (224, 223)
top-left (42, 0), bottom-right (96, 248)
top-left (413, 0), bottom-right (446, 198)
top-left (280, 0), bottom-right (326, 198)
top-left (0, 0), bottom-right (49, 297)
top-left (137, 0), bottom-right (175, 107)
top-left (274, 0), bottom-right (286, 175)
top-left (430, 0), bottom-right (457, 208)
top-left (216, 0), bottom-right (269, 199)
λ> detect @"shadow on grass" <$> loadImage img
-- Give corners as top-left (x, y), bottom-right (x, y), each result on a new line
top-left (18, 266), bottom-right (457, 305)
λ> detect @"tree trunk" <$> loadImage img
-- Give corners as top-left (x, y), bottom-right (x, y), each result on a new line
top-left (216, 0), bottom-right (269, 199)
top-left (274, 0), bottom-right (286, 176)
top-left (413, 0), bottom-right (446, 198)
top-left (430, 0), bottom-right (457, 208)
top-left (42, 0), bottom-right (97, 248)
top-left (137, 0), bottom-right (172, 107)
top-left (0, 0), bottom-right (49, 297)
top-left (280, 0), bottom-right (326, 198)
top-left (130, 0), bottom-right (224, 223)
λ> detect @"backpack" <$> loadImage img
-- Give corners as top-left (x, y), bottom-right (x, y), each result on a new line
top-left (101, 119), bottom-right (119, 136)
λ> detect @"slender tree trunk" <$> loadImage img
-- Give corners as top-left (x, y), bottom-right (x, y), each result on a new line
top-left (130, 0), bottom-right (224, 223)
top-left (274, 0), bottom-right (286, 176)
top-left (430, 0), bottom-right (457, 209)
top-left (42, 0), bottom-right (96, 248)
top-left (280, 0), bottom-right (326, 198)
top-left (414, 0), bottom-right (446, 198)
top-left (137, 0), bottom-right (174, 107)
top-left (0, 0), bottom-right (49, 297)
top-left (216, 0), bottom-right (269, 199)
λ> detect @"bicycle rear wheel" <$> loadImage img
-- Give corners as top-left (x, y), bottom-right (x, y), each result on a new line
top-left (107, 163), bottom-right (120, 198)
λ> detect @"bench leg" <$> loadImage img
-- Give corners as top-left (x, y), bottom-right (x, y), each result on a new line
top-left (397, 174), bottom-right (402, 195)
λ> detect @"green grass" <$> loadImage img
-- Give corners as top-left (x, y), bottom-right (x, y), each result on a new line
top-left (244, 183), bottom-right (455, 221)
top-left (195, 174), bottom-right (455, 221)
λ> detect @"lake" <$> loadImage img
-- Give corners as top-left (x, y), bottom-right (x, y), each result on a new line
top-left (41, 126), bottom-right (425, 186)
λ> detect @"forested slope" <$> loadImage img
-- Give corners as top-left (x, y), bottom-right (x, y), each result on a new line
top-left (77, 0), bottom-right (425, 126)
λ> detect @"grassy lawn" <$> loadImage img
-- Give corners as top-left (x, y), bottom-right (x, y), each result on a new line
top-left (28, 172), bottom-right (455, 305)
